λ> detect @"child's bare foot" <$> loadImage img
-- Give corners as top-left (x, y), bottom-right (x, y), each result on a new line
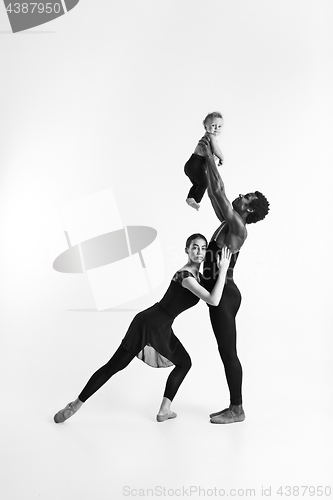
top-left (186, 198), bottom-right (200, 210)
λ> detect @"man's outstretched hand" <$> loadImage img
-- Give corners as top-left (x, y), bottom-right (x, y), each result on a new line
top-left (198, 135), bottom-right (212, 157)
top-left (198, 134), bottom-right (225, 193)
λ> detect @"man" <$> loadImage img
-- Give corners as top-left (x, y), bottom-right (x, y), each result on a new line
top-left (199, 136), bottom-right (270, 424)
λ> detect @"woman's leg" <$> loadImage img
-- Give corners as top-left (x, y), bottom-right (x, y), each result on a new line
top-left (163, 344), bottom-right (192, 402)
top-left (78, 346), bottom-right (135, 402)
top-left (54, 345), bottom-right (136, 423)
top-left (156, 342), bottom-right (192, 421)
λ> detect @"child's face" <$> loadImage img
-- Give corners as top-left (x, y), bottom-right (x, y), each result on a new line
top-left (205, 117), bottom-right (223, 136)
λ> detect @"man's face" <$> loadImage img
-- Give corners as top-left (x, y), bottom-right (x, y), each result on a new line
top-left (232, 193), bottom-right (257, 214)
top-left (205, 117), bottom-right (224, 136)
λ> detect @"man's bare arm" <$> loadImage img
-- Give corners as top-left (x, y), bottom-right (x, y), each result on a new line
top-left (199, 136), bottom-right (244, 233)
top-left (207, 133), bottom-right (224, 164)
top-left (207, 183), bottom-right (225, 222)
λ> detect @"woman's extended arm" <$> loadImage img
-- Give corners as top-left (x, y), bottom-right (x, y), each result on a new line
top-left (181, 247), bottom-right (231, 306)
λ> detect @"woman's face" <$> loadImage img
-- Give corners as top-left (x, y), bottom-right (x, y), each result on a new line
top-left (187, 238), bottom-right (207, 264)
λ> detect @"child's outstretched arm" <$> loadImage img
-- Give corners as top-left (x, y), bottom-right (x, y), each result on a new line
top-left (206, 133), bottom-right (224, 165)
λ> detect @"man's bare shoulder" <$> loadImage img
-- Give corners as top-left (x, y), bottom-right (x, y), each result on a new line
top-left (215, 219), bottom-right (247, 252)
top-left (229, 208), bottom-right (247, 236)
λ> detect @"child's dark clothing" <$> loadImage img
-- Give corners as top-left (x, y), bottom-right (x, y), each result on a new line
top-left (184, 154), bottom-right (207, 203)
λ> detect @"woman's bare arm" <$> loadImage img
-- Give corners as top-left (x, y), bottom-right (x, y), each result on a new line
top-left (181, 247), bottom-right (231, 306)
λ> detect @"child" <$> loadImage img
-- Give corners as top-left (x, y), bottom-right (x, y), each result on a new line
top-left (185, 112), bottom-right (224, 210)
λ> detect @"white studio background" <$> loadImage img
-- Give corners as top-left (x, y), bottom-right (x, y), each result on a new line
top-left (1, 1), bottom-right (332, 499)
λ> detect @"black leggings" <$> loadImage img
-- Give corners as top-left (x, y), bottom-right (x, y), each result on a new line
top-left (184, 154), bottom-right (208, 203)
top-left (209, 280), bottom-right (243, 405)
top-left (78, 343), bottom-right (192, 403)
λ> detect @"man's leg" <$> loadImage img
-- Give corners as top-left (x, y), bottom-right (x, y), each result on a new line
top-left (208, 286), bottom-right (245, 424)
top-left (209, 305), bottom-right (243, 405)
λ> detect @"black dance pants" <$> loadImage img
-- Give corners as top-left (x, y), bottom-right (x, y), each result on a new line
top-left (184, 154), bottom-right (208, 203)
top-left (209, 279), bottom-right (243, 405)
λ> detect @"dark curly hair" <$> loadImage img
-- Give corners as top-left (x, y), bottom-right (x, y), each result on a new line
top-left (185, 233), bottom-right (208, 248)
top-left (203, 111), bottom-right (223, 128)
top-left (246, 191), bottom-right (270, 224)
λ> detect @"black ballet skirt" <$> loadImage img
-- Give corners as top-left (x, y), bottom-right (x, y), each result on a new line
top-left (120, 270), bottom-right (201, 368)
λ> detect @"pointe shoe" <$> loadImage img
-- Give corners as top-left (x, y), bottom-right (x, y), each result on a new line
top-left (210, 408), bottom-right (245, 424)
top-left (54, 402), bottom-right (78, 423)
top-left (186, 198), bottom-right (200, 211)
top-left (156, 411), bottom-right (177, 422)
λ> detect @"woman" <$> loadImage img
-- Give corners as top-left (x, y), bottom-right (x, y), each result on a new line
top-left (54, 234), bottom-right (231, 423)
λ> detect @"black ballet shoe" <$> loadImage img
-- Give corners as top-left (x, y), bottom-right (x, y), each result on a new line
top-left (156, 411), bottom-right (177, 422)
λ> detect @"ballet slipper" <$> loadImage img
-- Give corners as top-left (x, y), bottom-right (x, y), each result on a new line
top-left (209, 408), bottom-right (225, 418)
top-left (54, 402), bottom-right (79, 423)
top-left (210, 408), bottom-right (245, 424)
top-left (156, 411), bottom-right (177, 422)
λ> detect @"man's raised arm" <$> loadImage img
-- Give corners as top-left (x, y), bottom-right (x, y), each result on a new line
top-left (198, 136), bottom-right (243, 233)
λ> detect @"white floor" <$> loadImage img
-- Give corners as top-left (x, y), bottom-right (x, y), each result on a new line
top-left (2, 300), bottom-right (332, 500)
